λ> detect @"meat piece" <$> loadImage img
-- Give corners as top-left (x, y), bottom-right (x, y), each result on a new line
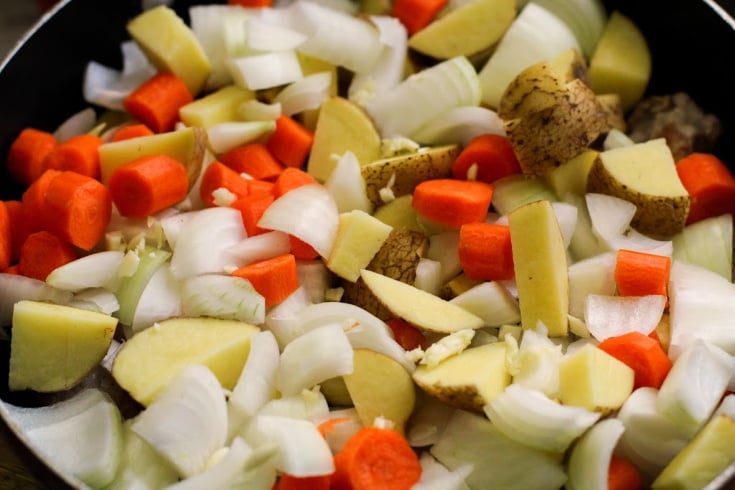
top-left (626, 92), bottom-right (722, 161)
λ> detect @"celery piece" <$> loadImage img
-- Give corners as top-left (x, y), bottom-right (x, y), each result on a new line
top-left (114, 247), bottom-right (171, 326)
top-left (672, 214), bottom-right (733, 281)
top-left (492, 174), bottom-right (557, 216)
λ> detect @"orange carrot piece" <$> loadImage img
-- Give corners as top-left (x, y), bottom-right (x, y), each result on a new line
top-left (18, 231), bottom-right (77, 281)
top-left (289, 235), bottom-right (320, 260)
top-left (220, 143), bottom-right (285, 181)
top-left (387, 318), bottom-right (427, 351)
top-left (6, 128), bottom-right (58, 185)
top-left (111, 123), bottom-right (155, 142)
top-left (412, 179), bottom-right (494, 228)
top-left (231, 193), bottom-right (275, 236)
top-left (317, 417), bottom-right (353, 439)
top-left (248, 179), bottom-right (276, 197)
top-left (3, 264), bottom-right (20, 275)
top-left (228, 0), bottom-right (273, 7)
top-left (0, 202), bottom-right (11, 270)
top-left (274, 474), bottom-right (331, 490)
top-left (266, 115), bottom-right (314, 169)
top-left (598, 331), bottom-right (672, 390)
top-left (21, 168), bottom-right (63, 234)
top-left (199, 161), bottom-right (252, 207)
top-left (108, 154), bottom-right (189, 218)
top-left (614, 249), bottom-right (671, 299)
top-left (676, 152), bottom-right (735, 224)
top-left (392, 0), bottom-right (448, 35)
top-left (4, 200), bottom-right (24, 264)
top-left (332, 427), bottom-right (422, 490)
top-left (272, 167), bottom-right (318, 198)
top-left (123, 72), bottom-right (194, 133)
top-left (452, 134), bottom-right (522, 183)
top-left (41, 133), bottom-right (104, 180)
top-left (43, 171), bottom-right (113, 251)
top-left (458, 222), bottom-right (514, 281)
top-left (232, 253), bottom-right (299, 307)
top-left (607, 456), bottom-right (643, 490)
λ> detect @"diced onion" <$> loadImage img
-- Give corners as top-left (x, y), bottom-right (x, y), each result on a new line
top-left (53, 108), bottom-right (98, 143)
top-left (566, 418), bottom-right (624, 490)
top-left (239, 99), bottom-right (282, 121)
top-left (0, 274), bottom-right (73, 326)
top-left (567, 252), bottom-right (616, 320)
top-left (207, 120), bottom-right (276, 154)
top-left (229, 331), bottom-right (280, 426)
top-left (70, 288), bottom-right (121, 316)
top-left (449, 281), bottom-right (521, 327)
top-left (162, 437), bottom-right (254, 490)
top-left (224, 231), bottom-right (292, 269)
top-left (413, 452), bottom-right (473, 490)
top-left (228, 51), bottom-right (303, 91)
top-left (412, 106), bottom-right (505, 147)
top-left (272, 72), bottom-right (332, 116)
top-left (245, 16), bottom-right (307, 51)
top-left (324, 151), bottom-right (373, 214)
top-left (46, 251), bottom-right (125, 292)
top-left (258, 387), bottom-right (329, 421)
top-left (584, 294), bottom-right (665, 342)
top-left (414, 258), bottom-right (443, 296)
top-left (181, 274), bottom-right (265, 325)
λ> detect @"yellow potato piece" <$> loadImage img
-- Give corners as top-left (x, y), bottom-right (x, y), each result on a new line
top-left (112, 317), bottom-right (259, 406)
top-left (9, 300), bottom-right (117, 392)
top-left (179, 85), bottom-right (254, 129)
top-left (327, 210), bottom-right (393, 282)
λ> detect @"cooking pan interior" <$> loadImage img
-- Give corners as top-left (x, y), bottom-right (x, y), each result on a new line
top-left (0, 0), bottom-right (734, 488)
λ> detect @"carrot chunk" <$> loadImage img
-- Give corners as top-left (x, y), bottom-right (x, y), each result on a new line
top-left (392, 0), bottom-right (448, 35)
top-left (231, 253), bottom-right (299, 307)
top-left (0, 202), bottom-right (12, 270)
top-left (4, 200), bottom-right (25, 263)
top-left (272, 167), bottom-right (318, 198)
top-left (199, 161), bottom-right (252, 207)
top-left (274, 474), bottom-right (331, 490)
top-left (18, 231), bottom-right (77, 281)
top-left (21, 169), bottom-right (63, 234)
top-left (412, 179), bottom-right (494, 228)
top-left (676, 152), bottom-right (735, 224)
top-left (123, 72), bottom-right (194, 133)
top-left (231, 193), bottom-right (275, 236)
top-left (219, 143), bottom-right (284, 181)
top-left (387, 318), bottom-right (427, 351)
top-left (458, 222), bottom-right (514, 281)
top-left (266, 115), bottom-right (314, 169)
top-left (41, 133), bottom-right (104, 180)
top-left (452, 134), bottom-right (522, 183)
top-left (598, 331), bottom-right (672, 390)
top-left (614, 249), bottom-right (671, 300)
top-left (109, 154), bottom-right (189, 217)
top-left (607, 456), bottom-right (643, 490)
top-left (6, 128), bottom-right (58, 185)
top-left (111, 123), bottom-right (156, 142)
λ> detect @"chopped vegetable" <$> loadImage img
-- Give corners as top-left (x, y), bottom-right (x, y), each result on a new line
top-left (6, 127), bottom-right (58, 185)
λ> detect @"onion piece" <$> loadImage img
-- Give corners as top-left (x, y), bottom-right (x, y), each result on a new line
top-left (170, 207), bottom-right (247, 279)
top-left (54, 108), bottom-right (98, 142)
top-left (258, 387), bottom-right (329, 421)
top-left (366, 56), bottom-right (480, 138)
top-left (244, 414), bottom-right (334, 477)
top-left (264, 287), bottom-right (313, 347)
top-left (162, 437), bottom-right (254, 490)
top-left (551, 201), bottom-right (578, 249)
top-left (672, 213), bottom-right (733, 281)
top-left (506, 326), bottom-right (562, 397)
top-left (115, 247), bottom-right (171, 327)
top-left (567, 252), bottom-right (616, 320)
top-left (584, 294), bottom-right (665, 342)
top-left (531, 0), bottom-right (606, 56)
top-left (412, 106), bottom-right (505, 147)
top-left (566, 418), bottom-right (624, 490)
top-left (324, 151), bottom-right (373, 214)
top-left (239, 99), bottom-right (282, 121)
top-left (130, 263), bottom-right (182, 334)
top-left (228, 51), bottom-right (303, 91)
top-left (0, 274), bottom-right (73, 326)
top-left (46, 251), bottom-right (125, 292)
top-left (70, 288), bottom-right (121, 316)
top-left (224, 231), bottom-right (292, 269)
top-left (181, 274), bottom-right (265, 325)
top-left (426, 230), bottom-right (462, 283)
top-left (414, 258), bottom-right (443, 296)
top-left (257, 184), bottom-right (339, 258)
top-left (245, 16), bottom-right (308, 51)
top-left (413, 452), bottom-right (473, 490)
top-left (207, 120), bottom-right (276, 154)
top-left (296, 260), bottom-right (332, 304)
top-left (450, 281), bottom-right (520, 327)
top-left (276, 323), bottom-right (354, 396)
top-left (132, 365), bottom-right (228, 478)
top-left (272, 72), bottom-right (332, 116)
top-left (603, 128), bottom-right (635, 150)
top-left (485, 384), bottom-right (601, 454)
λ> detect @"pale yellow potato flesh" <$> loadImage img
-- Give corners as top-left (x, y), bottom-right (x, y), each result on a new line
top-left (327, 210), bottom-right (393, 282)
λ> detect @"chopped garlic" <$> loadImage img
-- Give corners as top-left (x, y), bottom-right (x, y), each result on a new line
top-left (212, 187), bottom-right (237, 207)
top-left (380, 137), bottom-right (420, 157)
top-left (420, 329), bottom-right (475, 368)
top-left (117, 250), bottom-right (141, 278)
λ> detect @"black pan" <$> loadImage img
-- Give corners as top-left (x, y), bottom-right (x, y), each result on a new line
top-left (1, 0), bottom-right (735, 488)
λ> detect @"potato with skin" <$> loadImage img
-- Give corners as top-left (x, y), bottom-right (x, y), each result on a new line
top-left (596, 93), bottom-right (627, 132)
top-left (361, 145), bottom-right (459, 207)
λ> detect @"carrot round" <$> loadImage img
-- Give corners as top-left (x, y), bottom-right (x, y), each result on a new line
top-left (41, 133), bottom-right (104, 180)
top-left (111, 123), bottom-right (155, 142)
top-left (289, 235), bottom-right (320, 260)
top-left (6, 127), bottom-right (58, 185)
top-left (199, 161), bottom-right (252, 207)
top-left (386, 318), bottom-right (427, 351)
top-left (607, 456), bottom-right (643, 490)
top-left (452, 134), bottom-right (522, 183)
top-left (274, 474), bottom-right (331, 490)
top-left (43, 171), bottom-right (112, 251)
top-left (614, 249), bottom-right (671, 300)
top-left (317, 417), bottom-right (353, 439)
top-left (0, 202), bottom-right (12, 270)
top-left (598, 331), bottom-right (672, 390)
top-left (266, 115), bottom-right (314, 169)
top-left (272, 167), bottom-right (318, 198)
top-left (247, 178), bottom-right (275, 197)
top-left (676, 152), bottom-right (735, 224)
top-left (458, 222), bottom-right (514, 281)
top-left (228, 0), bottom-right (273, 7)
top-left (412, 178), bottom-right (494, 228)
top-left (18, 230), bottom-right (77, 281)
top-left (392, 0), bottom-right (448, 35)
top-left (219, 143), bottom-right (284, 181)
top-left (4, 200), bottom-right (25, 264)
top-left (231, 253), bottom-right (298, 307)
top-left (21, 169), bottom-right (63, 234)
top-left (231, 193), bottom-right (275, 236)
top-left (108, 154), bottom-right (189, 218)
top-left (123, 72), bottom-right (194, 133)
top-left (332, 427), bottom-right (422, 490)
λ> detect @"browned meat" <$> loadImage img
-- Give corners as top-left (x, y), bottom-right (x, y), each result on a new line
top-left (626, 92), bottom-right (722, 161)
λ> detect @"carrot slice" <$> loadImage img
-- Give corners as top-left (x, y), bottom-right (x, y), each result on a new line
top-left (676, 152), bottom-right (735, 224)
top-left (123, 72), bottom-right (194, 133)
top-left (4, 200), bottom-right (25, 264)
top-left (289, 235), bottom-right (320, 260)
top-left (21, 168), bottom-right (63, 234)
top-left (108, 154), bottom-right (189, 217)
top-left (614, 249), bottom-right (671, 300)
top-left (266, 115), bottom-right (314, 169)
top-left (452, 134), bottom-right (522, 183)
top-left (228, 0), bottom-right (273, 6)
top-left (386, 318), bottom-right (427, 351)
top-left (41, 133), bottom-right (104, 180)
top-left (231, 193), bottom-right (275, 236)
top-left (219, 143), bottom-right (284, 181)
top-left (18, 231), bottom-right (77, 281)
top-left (332, 427), bottom-right (422, 490)
top-left (272, 167), bottom-right (318, 198)
top-left (607, 456), bottom-right (643, 490)
top-left (0, 202), bottom-right (12, 270)
top-left (598, 331), bottom-right (672, 390)
top-left (199, 161), bottom-right (252, 207)
top-left (458, 222), bottom-right (514, 280)
top-left (43, 171), bottom-right (113, 251)
top-left (231, 253), bottom-right (298, 307)
top-left (111, 123), bottom-right (156, 142)
top-left (392, 0), bottom-right (448, 35)
top-left (247, 179), bottom-right (275, 197)
top-left (274, 474), bottom-right (331, 490)
top-left (412, 178), bottom-right (494, 228)
top-left (6, 128), bottom-right (58, 185)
